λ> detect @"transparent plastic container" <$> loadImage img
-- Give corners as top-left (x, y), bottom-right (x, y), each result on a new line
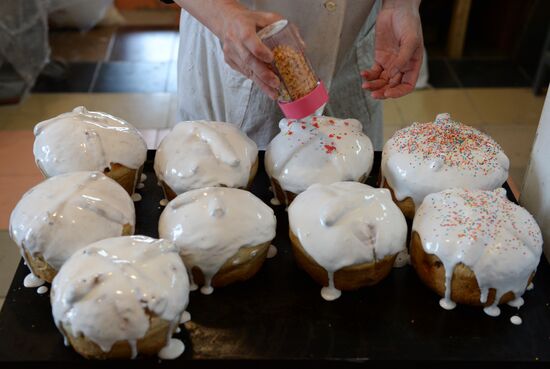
top-left (258, 19), bottom-right (328, 119)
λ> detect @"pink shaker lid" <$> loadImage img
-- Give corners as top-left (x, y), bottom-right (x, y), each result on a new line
top-left (278, 81), bottom-right (329, 119)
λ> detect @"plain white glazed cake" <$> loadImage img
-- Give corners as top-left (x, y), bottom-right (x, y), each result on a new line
top-left (9, 171), bottom-right (135, 281)
top-left (381, 113), bottom-right (509, 213)
top-left (412, 188), bottom-right (542, 317)
top-left (288, 182), bottom-right (407, 301)
top-left (265, 116), bottom-right (374, 205)
top-left (154, 121), bottom-right (258, 197)
top-left (33, 106), bottom-right (147, 179)
top-left (158, 187), bottom-right (276, 295)
top-left (51, 236), bottom-right (190, 359)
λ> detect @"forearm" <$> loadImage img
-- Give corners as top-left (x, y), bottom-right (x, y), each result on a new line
top-left (382, 0), bottom-right (421, 10)
top-left (174, 0), bottom-right (245, 37)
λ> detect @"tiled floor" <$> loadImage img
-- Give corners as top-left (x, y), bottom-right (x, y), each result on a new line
top-left (0, 18), bottom-right (547, 309)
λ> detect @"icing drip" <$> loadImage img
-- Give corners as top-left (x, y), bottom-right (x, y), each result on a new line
top-left (154, 121), bottom-right (257, 195)
top-left (24, 273), bottom-right (45, 288)
top-left (37, 286), bottom-right (49, 294)
top-left (527, 282), bottom-right (534, 291)
top-left (413, 188), bottom-right (542, 313)
top-left (159, 187), bottom-right (276, 294)
top-left (320, 272), bottom-right (341, 301)
top-left (33, 106), bottom-right (147, 176)
top-left (381, 113), bottom-right (509, 208)
top-left (288, 182), bottom-right (407, 300)
top-left (270, 198), bottom-right (281, 206)
top-left (158, 338), bottom-right (185, 360)
top-left (393, 250), bottom-right (410, 268)
top-left (140, 173), bottom-right (147, 182)
top-left (507, 296), bottom-right (525, 309)
top-left (510, 315), bottom-right (522, 325)
top-left (131, 193), bottom-right (142, 202)
top-left (180, 311), bottom-right (191, 324)
top-left (137, 183), bottom-right (145, 189)
top-left (51, 236), bottom-right (189, 357)
top-left (160, 199), bottom-right (169, 207)
top-left (267, 245), bottom-right (278, 259)
top-left (265, 116), bottom-right (374, 195)
top-left (10, 171), bottom-right (135, 271)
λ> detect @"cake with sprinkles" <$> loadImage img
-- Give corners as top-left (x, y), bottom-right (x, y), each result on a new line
top-left (380, 113), bottom-right (509, 219)
top-left (265, 115), bottom-right (374, 206)
top-left (411, 188), bottom-right (542, 317)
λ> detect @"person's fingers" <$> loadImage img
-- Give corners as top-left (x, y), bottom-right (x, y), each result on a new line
top-left (251, 73), bottom-right (278, 100)
top-left (361, 63), bottom-right (383, 80)
top-left (246, 54), bottom-right (280, 88)
top-left (362, 78), bottom-right (387, 91)
top-left (253, 11), bottom-right (283, 29)
top-left (371, 87), bottom-right (388, 100)
top-left (387, 36), bottom-right (419, 77)
top-left (388, 72), bottom-right (403, 88)
top-left (383, 83), bottom-right (414, 98)
top-left (400, 47), bottom-right (423, 87)
top-left (242, 30), bottom-right (273, 63)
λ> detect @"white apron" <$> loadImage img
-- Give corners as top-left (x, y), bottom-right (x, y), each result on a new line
top-left (176, 0), bottom-right (382, 149)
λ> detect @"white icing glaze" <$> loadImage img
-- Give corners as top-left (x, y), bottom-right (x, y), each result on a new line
top-left (413, 188), bottom-right (542, 313)
top-left (51, 236), bottom-right (189, 358)
top-left (154, 121), bottom-right (258, 195)
top-left (267, 245), bottom-right (278, 259)
top-left (381, 113), bottom-right (509, 208)
top-left (33, 106), bottom-right (147, 176)
top-left (37, 286), bottom-right (49, 294)
top-left (159, 187), bottom-right (276, 294)
top-left (24, 273), bottom-right (45, 288)
top-left (288, 182), bottom-right (407, 301)
top-left (158, 338), bottom-right (185, 360)
top-left (510, 315), bottom-right (522, 325)
top-left (265, 116), bottom-right (374, 195)
top-left (180, 311), bottom-right (191, 324)
top-left (9, 171), bottom-right (135, 271)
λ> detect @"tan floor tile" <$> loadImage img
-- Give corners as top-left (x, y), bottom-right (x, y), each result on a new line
top-left (0, 131), bottom-right (41, 177)
top-left (465, 88), bottom-right (546, 125)
top-left (0, 231), bottom-right (21, 297)
top-left (394, 88), bottom-right (482, 125)
top-left (49, 27), bottom-right (116, 62)
top-left (0, 93), bottom-right (172, 130)
top-left (0, 175), bottom-right (44, 229)
top-left (383, 99), bottom-right (404, 125)
top-left (480, 123), bottom-right (537, 169)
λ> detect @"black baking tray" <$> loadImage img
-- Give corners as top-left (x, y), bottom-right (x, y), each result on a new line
top-left (1, 151), bottom-right (549, 369)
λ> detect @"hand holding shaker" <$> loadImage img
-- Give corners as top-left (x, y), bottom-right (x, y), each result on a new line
top-left (257, 20), bottom-right (329, 119)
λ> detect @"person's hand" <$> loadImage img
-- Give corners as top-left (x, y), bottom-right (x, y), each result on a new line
top-left (362, 0), bottom-right (423, 99)
top-left (216, 4), bottom-right (283, 99)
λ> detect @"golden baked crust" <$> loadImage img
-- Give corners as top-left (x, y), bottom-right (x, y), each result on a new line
top-left (289, 229), bottom-right (397, 291)
top-left (190, 241), bottom-right (270, 288)
top-left (380, 176), bottom-right (416, 219)
top-left (410, 231), bottom-right (533, 306)
top-left (61, 315), bottom-right (174, 359)
top-left (270, 173), bottom-right (369, 207)
top-left (104, 162), bottom-right (142, 195)
top-left (161, 157), bottom-right (259, 201)
top-left (22, 223), bottom-right (134, 283)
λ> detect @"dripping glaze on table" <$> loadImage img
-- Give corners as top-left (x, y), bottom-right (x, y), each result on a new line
top-left (154, 121), bottom-right (258, 195)
top-left (33, 106), bottom-right (147, 177)
top-left (381, 113), bottom-right (509, 209)
top-left (9, 171), bottom-right (135, 275)
top-left (158, 187), bottom-right (276, 295)
top-left (265, 116), bottom-right (374, 202)
top-left (412, 188), bottom-right (542, 317)
top-left (288, 182), bottom-right (407, 301)
top-left (51, 236), bottom-right (190, 359)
